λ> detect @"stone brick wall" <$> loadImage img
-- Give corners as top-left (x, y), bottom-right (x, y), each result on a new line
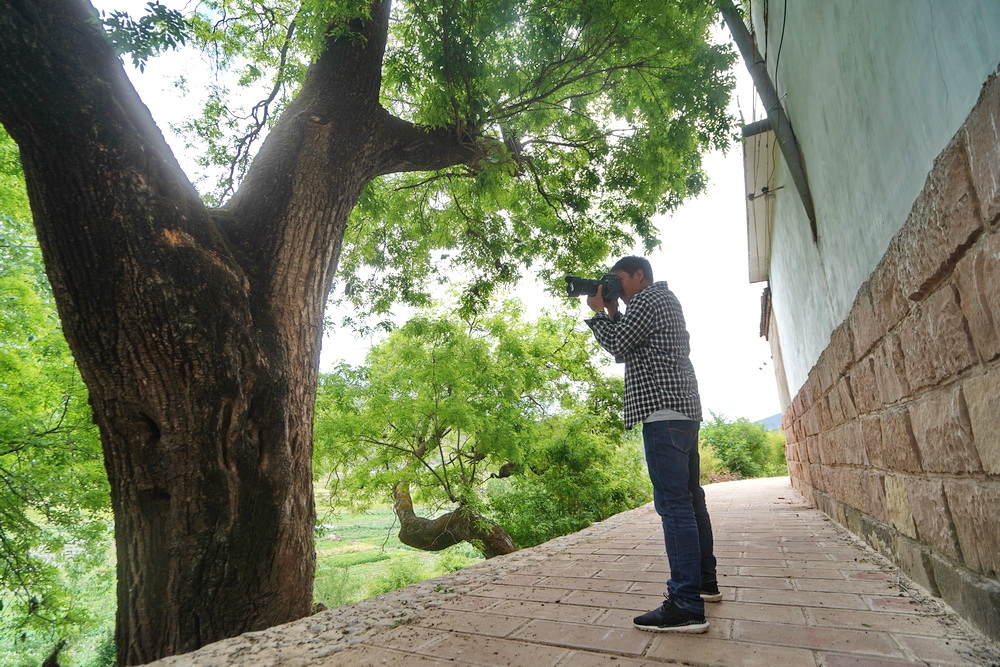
top-left (782, 68), bottom-right (1000, 641)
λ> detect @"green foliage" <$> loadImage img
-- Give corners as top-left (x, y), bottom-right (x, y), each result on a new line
top-left (314, 304), bottom-right (648, 552)
top-left (106, 0), bottom-right (735, 315)
top-left (341, 0), bottom-right (738, 316)
top-left (99, 1), bottom-right (189, 71)
top-left (315, 304), bottom-right (608, 511)
top-left (486, 415), bottom-right (651, 548)
top-left (699, 412), bottom-right (786, 479)
top-left (0, 127), bottom-right (114, 667)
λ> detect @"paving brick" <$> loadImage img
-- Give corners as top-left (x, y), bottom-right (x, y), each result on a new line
top-left (896, 634), bottom-right (983, 665)
top-left (559, 590), bottom-right (663, 612)
top-left (738, 566), bottom-right (844, 580)
top-left (819, 653), bottom-right (915, 667)
top-left (646, 635), bottom-right (818, 666)
top-left (734, 620), bottom-right (904, 657)
top-left (471, 584), bottom-right (568, 604)
top-left (554, 650), bottom-right (664, 667)
top-left (706, 601), bottom-right (808, 625)
top-left (319, 645), bottom-right (478, 666)
top-left (793, 578), bottom-right (896, 595)
top-left (509, 619), bottom-right (650, 655)
top-left (413, 610), bottom-right (529, 638)
top-left (865, 596), bottom-right (927, 614)
top-left (806, 608), bottom-right (951, 636)
top-left (516, 565), bottom-right (601, 578)
top-left (737, 588), bottom-right (869, 610)
top-left (418, 632), bottom-right (571, 666)
top-left (535, 576), bottom-right (632, 593)
top-left (484, 600), bottom-right (603, 624)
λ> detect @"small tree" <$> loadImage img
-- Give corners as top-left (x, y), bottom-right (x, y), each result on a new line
top-left (699, 412), bottom-right (771, 479)
top-left (313, 307), bottom-right (622, 557)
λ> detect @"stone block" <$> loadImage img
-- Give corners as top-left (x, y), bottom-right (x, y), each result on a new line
top-left (909, 385), bottom-right (981, 474)
top-left (943, 480), bottom-right (1000, 576)
top-left (863, 471), bottom-right (888, 523)
top-left (883, 475), bottom-right (917, 539)
top-left (826, 389), bottom-right (844, 429)
top-left (805, 435), bottom-right (821, 464)
top-left (816, 393), bottom-right (833, 433)
top-left (858, 514), bottom-right (937, 594)
top-left (954, 229), bottom-right (1000, 362)
top-left (905, 477), bottom-right (961, 560)
top-left (858, 415), bottom-right (882, 468)
top-left (871, 334), bottom-right (910, 406)
top-left (963, 69), bottom-right (1000, 227)
top-left (848, 284), bottom-right (880, 360)
top-left (929, 551), bottom-right (1000, 643)
top-left (826, 322), bottom-right (855, 379)
top-left (836, 378), bottom-right (857, 423)
top-left (848, 357), bottom-right (880, 415)
top-left (816, 430), bottom-right (835, 466)
top-left (872, 408), bottom-right (922, 473)
top-left (963, 370), bottom-right (1000, 474)
top-left (870, 244), bottom-right (910, 334)
top-left (898, 285), bottom-right (977, 392)
top-left (896, 136), bottom-right (984, 300)
top-left (803, 403), bottom-right (820, 438)
top-left (840, 421), bottom-right (865, 466)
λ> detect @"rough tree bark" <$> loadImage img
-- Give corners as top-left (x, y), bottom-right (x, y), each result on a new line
top-left (0, 0), bottom-right (479, 662)
top-left (392, 484), bottom-right (517, 558)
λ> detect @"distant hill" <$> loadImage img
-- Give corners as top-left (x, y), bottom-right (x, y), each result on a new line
top-left (755, 413), bottom-right (783, 431)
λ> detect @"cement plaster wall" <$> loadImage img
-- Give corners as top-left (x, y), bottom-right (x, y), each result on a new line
top-left (752, 0), bottom-right (1000, 394)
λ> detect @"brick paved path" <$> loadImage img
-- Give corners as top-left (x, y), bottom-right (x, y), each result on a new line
top-left (152, 477), bottom-right (1000, 666)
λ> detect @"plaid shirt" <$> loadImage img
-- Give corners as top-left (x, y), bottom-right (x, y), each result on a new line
top-left (586, 281), bottom-right (702, 429)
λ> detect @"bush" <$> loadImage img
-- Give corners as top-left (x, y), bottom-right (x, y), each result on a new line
top-left (699, 413), bottom-right (785, 480)
top-left (487, 420), bottom-right (651, 548)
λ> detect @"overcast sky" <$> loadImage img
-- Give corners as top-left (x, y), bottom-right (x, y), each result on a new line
top-left (94, 1), bottom-right (781, 421)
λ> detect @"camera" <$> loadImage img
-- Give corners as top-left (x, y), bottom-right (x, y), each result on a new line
top-left (564, 273), bottom-right (622, 302)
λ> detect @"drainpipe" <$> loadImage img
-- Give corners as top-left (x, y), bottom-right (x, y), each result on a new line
top-left (718, 0), bottom-right (818, 241)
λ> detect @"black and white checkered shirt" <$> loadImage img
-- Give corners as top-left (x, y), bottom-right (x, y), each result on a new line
top-left (586, 281), bottom-right (702, 429)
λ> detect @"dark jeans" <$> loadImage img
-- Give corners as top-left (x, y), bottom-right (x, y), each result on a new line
top-left (642, 419), bottom-right (717, 614)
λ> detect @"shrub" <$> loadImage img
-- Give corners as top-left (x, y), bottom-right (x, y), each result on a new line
top-left (699, 412), bottom-right (784, 479)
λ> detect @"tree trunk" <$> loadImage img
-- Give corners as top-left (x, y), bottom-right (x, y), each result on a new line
top-left (0, 0), bottom-right (480, 662)
top-left (392, 484), bottom-right (517, 558)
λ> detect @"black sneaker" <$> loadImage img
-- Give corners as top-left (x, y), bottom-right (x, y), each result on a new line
top-left (700, 581), bottom-right (723, 603)
top-left (633, 597), bottom-right (709, 633)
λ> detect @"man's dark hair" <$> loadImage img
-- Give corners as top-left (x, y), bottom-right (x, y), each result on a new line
top-left (611, 256), bottom-right (653, 282)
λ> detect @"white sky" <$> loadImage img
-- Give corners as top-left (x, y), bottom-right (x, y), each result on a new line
top-left (96, 1), bottom-right (781, 422)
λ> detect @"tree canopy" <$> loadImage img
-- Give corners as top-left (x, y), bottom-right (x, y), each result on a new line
top-left (109, 0), bottom-right (735, 317)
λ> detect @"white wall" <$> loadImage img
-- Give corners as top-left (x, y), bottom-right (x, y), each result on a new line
top-left (752, 0), bottom-right (1000, 394)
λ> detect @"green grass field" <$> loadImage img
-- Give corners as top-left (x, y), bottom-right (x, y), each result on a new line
top-left (312, 509), bottom-right (482, 609)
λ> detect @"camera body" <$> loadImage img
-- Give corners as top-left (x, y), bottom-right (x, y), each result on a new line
top-left (565, 273), bottom-right (623, 302)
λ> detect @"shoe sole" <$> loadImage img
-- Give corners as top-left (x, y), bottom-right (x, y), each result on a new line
top-left (700, 592), bottom-right (723, 602)
top-left (633, 620), bottom-right (710, 634)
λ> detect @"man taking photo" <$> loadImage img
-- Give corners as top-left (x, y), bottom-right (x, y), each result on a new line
top-left (583, 255), bottom-right (720, 633)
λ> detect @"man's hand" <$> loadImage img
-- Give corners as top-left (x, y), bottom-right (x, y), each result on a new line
top-left (587, 286), bottom-right (619, 319)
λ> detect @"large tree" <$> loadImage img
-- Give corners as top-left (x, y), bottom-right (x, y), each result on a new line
top-left (0, 0), bottom-right (732, 662)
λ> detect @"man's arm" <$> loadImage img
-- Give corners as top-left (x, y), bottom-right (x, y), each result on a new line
top-left (585, 289), bottom-right (658, 358)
